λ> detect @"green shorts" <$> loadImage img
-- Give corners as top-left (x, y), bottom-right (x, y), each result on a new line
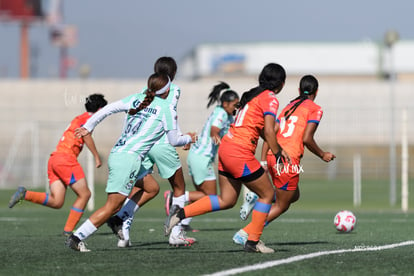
top-left (141, 143), bottom-right (181, 179)
top-left (106, 152), bottom-right (142, 196)
top-left (187, 150), bottom-right (216, 185)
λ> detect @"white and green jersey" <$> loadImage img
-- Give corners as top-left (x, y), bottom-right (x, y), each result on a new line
top-left (141, 83), bottom-right (180, 145)
top-left (83, 93), bottom-right (175, 158)
top-left (190, 106), bottom-right (233, 161)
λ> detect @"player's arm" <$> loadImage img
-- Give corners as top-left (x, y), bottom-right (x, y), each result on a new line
top-left (263, 115), bottom-right (290, 163)
top-left (76, 100), bottom-right (129, 138)
top-left (82, 133), bottom-right (102, 168)
top-left (260, 141), bottom-right (269, 170)
top-left (167, 129), bottom-right (196, 147)
top-left (210, 125), bottom-right (221, 145)
top-left (303, 123), bottom-right (335, 162)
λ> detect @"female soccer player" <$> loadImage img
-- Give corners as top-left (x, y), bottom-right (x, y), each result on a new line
top-left (164, 63), bottom-right (290, 253)
top-left (65, 73), bottom-right (196, 252)
top-left (187, 81), bottom-right (239, 200)
top-left (106, 57), bottom-right (197, 247)
top-left (233, 75), bottom-right (336, 245)
top-left (176, 82), bottom-right (239, 230)
top-left (8, 94), bottom-right (107, 236)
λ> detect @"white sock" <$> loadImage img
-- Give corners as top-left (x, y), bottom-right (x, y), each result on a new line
top-left (181, 217), bottom-right (192, 226)
top-left (122, 216), bottom-right (133, 241)
top-left (172, 194), bottom-right (185, 208)
top-left (74, 219), bottom-right (97, 241)
top-left (181, 191), bottom-right (192, 226)
top-left (184, 191), bottom-right (190, 204)
top-left (171, 225), bottom-right (181, 236)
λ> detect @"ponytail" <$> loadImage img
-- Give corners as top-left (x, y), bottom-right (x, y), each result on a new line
top-left (128, 90), bottom-right (156, 115)
top-left (283, 75), bottom-right (318, 121)
top-left (128, 73), bottom-right (169, 115)
top-left (207, 82), bottom-right (230, 108)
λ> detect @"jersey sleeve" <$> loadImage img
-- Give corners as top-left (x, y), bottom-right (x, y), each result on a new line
top-left (308, 106), bottom-right (323, 124)
top-left (260, 92), bottom-right (279, 118)
top-left (83, 98), bottom-right (131, 132)
top-left (211, 109), bottom-right (227, 129)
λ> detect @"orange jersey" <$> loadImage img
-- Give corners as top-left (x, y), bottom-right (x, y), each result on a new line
top-left (275, 99), bottom-right (323, 161)
top-left (223, 90), bottom-right (279, 152)
top-left (54, 112), bottom-right (92, 157)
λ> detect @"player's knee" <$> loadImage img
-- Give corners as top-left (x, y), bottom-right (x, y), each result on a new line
top-left (84, 189), bottom-right (92, 200)
top-left (50, 201), bottom-right (64, 209)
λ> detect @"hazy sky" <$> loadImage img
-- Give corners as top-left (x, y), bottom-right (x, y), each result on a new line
top-left (0, 0), bottom-right (413, 79)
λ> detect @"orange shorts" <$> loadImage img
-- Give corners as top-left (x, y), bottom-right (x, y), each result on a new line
top-left (218, 141), bottom-right (263, 181)
top-left (47, 153), bottom-right (85, 186)
top-left (267, 154), bottom-right (300, 191)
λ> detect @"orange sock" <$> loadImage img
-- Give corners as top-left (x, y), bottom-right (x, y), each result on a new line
top-left (63, 207), bottom-right (84, 233)
top-left (24, 191), bottom-right (48, 205)
top-left (243, 201), bottom-right (271, 242)
top-left (183, 195), bottom-right (220, 217)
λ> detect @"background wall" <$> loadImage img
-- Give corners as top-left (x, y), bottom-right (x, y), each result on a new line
top-left (0, 77), bottom-right (413, 189)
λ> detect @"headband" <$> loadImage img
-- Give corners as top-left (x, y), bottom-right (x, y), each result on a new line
top-left (154, 77), bottom-right (171, 95)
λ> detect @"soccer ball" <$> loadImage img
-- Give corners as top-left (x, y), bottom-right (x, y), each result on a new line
top-left (334, 210), bottom-right (356, 233)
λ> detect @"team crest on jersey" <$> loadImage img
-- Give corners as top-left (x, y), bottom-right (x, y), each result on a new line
top-left (132, 99), bottom-right (141, 108)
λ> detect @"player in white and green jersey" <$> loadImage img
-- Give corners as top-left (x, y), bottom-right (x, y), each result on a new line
top-left (106, 57), bottom-right (198, 247)
top-left (65, 73), bottom-right (195, 252)
top-left (186, 82), bottom-right (239, 203)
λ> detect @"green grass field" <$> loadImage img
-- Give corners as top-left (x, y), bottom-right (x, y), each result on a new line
top-left (1, 178), bottom-right (413, 275)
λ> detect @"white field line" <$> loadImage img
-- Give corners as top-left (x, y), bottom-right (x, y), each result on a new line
top-left (204, 240), bottom-right (414, 276)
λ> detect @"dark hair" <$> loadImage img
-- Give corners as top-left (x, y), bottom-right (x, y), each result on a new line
top-left (154, 56), bottom-right (177, 81)
top-left (85, 94), bottom-right (107, 112)
top-left (283, 75), bottom-right (319, 120)
top-left (207, 81), bottom-right (239, 108)
top-left (128, 73), bottom-right (169, 115)
top-left (239, 63), bottom-right (286, 109)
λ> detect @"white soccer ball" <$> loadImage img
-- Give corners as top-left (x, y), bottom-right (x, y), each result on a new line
top-left (334, 210), bottom-right (356, 233)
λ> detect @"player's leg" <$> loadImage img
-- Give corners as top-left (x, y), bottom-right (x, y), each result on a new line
top-left (67, 152), bottom-right (140, 251)
top-left (67, 192), bottom-right (127, 251)
top-left (164, 174), bottom-right (241, 235)
top-left (240, 172), bottom-right (274, 253)
top-left (64, 178), bottom-right (91, 235)
top-left (267, 187), bottom-right (300, 223)
top-left (9, 154), bottom-right (69, 209)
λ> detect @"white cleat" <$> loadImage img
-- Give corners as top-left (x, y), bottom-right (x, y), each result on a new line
top-left (117, 239), bottom-right (132, 248)
top-left (240, 192), bottom-right (258, 221)
top-left (169, 229), bottom-right (196, 247)
top-left (232, 229), bottom-right (248, 245)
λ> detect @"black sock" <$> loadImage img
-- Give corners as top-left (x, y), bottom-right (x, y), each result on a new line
top-left (178, 209), bottom-right (186, 220)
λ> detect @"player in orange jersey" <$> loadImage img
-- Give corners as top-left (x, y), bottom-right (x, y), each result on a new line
top-left (8, 94), bottom-right (107, 236)
top-left (164, 63), bottom-right (290, 253)
top-left (234, 75), bottom-right (336, 245)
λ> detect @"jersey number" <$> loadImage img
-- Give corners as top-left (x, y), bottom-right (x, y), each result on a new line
top-left (279, 116), bottom-right (298, 137)
top-left (234, 104), bottom-right (249, 127)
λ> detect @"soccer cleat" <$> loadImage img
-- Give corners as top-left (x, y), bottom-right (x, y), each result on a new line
top-left (169, 229), bottom-right (196, 247)
top-left (117, 216), bottom-right (133, 247)
top-left (232, 229), bottom-right (248, 245)
top-left (244, 240), bottom-right (274, 254)
top-left (164, 205), bottom-right (181, 236)
top-left (8, 186), bottom-right (27, 208)
top-left (163, 190), bottom-right (173, 215)
top-left (117, 239), bottom-right (132, 248)
top-left (62, 231), bottom-right (73, 237)
top-left (106, 216), bottom-right (124, 239)
top-left (182, 224), bottom-right (199, 233)
top-left (65, 234), bottom-right (90, 252)
top-left (239, 191), bottom-right (258, 221)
